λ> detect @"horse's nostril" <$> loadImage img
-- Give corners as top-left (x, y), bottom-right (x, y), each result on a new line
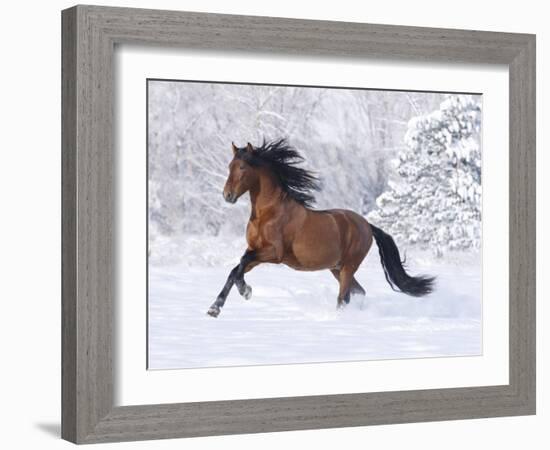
top-left (224, 191), bottom-right (235, 203)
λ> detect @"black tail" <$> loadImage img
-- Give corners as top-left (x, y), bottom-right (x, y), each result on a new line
top-left (370, 224), bottom-right (435, 297)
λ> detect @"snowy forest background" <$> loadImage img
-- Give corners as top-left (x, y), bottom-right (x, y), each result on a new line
top-left (147, 80), bottom-right (483, 370)
top-left (148, 81), bottom-right (481, 263)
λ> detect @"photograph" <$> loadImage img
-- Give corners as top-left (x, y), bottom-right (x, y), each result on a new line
top-left (147, 80), bottom-right (483, 370)
top-left (2, 0), bottom-right (541, 446)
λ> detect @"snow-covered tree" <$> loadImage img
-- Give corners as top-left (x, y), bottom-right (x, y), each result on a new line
top-left (368, 95), bottom-right (482, 256)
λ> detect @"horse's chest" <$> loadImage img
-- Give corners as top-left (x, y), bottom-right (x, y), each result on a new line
top-left (246, 220), bottom-right (263, 247)
top-left (246, 216), bottom-right (278, 248)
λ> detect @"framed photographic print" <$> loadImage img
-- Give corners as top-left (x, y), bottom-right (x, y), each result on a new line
top-left (61, 5), bottom-right (536, 444)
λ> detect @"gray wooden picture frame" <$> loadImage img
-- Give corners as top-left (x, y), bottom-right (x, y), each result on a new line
top-left (61, 4), bottom-right (536, 444)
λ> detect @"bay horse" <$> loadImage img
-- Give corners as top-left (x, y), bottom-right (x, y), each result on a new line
top-left (207, 139), bottom-right (434, 317)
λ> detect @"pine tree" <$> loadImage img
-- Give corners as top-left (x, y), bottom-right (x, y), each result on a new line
top-left (368, 95), bottom-right (482, 256)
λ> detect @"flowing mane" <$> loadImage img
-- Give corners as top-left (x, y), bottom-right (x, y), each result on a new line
top-left (234, 138), bottom-right (320, 207)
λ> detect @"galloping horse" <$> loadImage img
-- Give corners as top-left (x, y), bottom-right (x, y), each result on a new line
top-left (207, 139), bottom-right (434, 317)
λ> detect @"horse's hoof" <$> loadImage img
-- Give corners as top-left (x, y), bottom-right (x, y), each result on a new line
top-left (242, 285), bottom-right (252, 300)
top-left (207, 305), bottom-right (220, 317)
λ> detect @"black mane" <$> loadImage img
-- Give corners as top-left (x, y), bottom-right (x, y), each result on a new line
top-left (234, 139), bottom-right (320, 207)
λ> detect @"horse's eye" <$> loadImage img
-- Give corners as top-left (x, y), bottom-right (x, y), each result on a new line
top-left (239, 165), bottom-right (245, 170)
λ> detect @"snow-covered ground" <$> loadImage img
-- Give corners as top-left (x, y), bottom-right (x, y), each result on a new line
top-left (148, 241), bottom-right (481, 370)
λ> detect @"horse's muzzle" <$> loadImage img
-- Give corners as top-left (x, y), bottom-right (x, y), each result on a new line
top-left (224, 191), bottom-right (237, 204)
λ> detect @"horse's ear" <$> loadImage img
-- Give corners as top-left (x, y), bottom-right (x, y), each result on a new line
top-left (231, 142), bottom-right (238, 156)
top-left (246, 142), bottom-right (254, 153)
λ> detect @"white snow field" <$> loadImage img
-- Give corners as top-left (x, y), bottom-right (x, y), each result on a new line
top-left (148, 240), bottom-right (481, 370)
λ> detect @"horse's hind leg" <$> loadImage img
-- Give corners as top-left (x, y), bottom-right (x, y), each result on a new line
top-left (350, 278), bottom-right (366, 296)
top-left (330, 269), bottom-right (365, 300)
top-left (335, 266), bottom-right (356, 308)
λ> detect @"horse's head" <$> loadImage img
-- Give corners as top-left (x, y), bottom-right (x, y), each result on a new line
top-left (223, 142), bottom-right (259, 204)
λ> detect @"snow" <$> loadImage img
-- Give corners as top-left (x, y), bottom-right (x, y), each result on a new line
top-left (148, 241), bottom-right (481, 370)
top-left (146, 83), bottom-right (483, 370)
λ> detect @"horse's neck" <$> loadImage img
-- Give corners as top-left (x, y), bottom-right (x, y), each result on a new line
top-left (249, 172), bottom-right (284, 218)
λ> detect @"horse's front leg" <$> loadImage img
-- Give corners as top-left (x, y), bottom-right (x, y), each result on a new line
top-left (235, 264), bottom-right (257, 300)
top-left (207, 265), bottom-right (240, 317)
top-left (207, 250), bottom-right (256, 317)
top-left (234, 251), bottom-right (258, 300)
top-left (234, 244), bottom-right (283, 299)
